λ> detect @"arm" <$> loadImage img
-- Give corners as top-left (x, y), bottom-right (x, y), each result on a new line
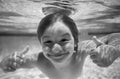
top-left (18, 52), bottom-right (40, 68)
top-left (89, 33), bottom-right (120, 67)
top-left (0, 46), bottom-right (40, 72)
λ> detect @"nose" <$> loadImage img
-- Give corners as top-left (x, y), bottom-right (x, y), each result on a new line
top-left (52, 43), bottom-right (62, 54)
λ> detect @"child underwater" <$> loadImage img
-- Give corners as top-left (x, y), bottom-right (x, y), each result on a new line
top-left (0, 13), bottom-right (120, 79)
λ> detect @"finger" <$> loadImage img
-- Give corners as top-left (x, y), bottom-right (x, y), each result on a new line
top-left (13, 61), bottom-right (21, 68)
top-left (12, 51), bottom-right (18, 61)
top-left (89, 49), bottom-right (99, 59)
top-left (19, 59), bottom-right (25, 64)
top-left (92, 36), bottom-right (104, 47)
top-left (21, 45), bottom-right (30, 55)
top-left (12, 51), bottom-right (23, 61)
top-left (13, 62), bottom-right (17, 67)
top-left (88, 48), bottom-right (96, 55)
top-left (90, 54), bottom-right (98, 60)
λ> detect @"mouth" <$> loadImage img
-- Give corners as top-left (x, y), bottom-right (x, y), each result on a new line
top-left (47, 52), bottom-right (69, 60)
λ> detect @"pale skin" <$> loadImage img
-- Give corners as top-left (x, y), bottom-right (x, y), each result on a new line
top-left (0, 21), bottom-right (120, 79)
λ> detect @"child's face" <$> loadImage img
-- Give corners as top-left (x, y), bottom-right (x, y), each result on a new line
top-left (40, 21), bottom-right (75, 63)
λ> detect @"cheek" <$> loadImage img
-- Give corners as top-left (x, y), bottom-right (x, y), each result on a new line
top-left (42, 46), bottom-right (50, 54)
top-left (64, 42), bottom-right (74, 52)
top-left (41, 42), bottom-right (49, 52)
top-left (42, 47), bottom-right (51, 59)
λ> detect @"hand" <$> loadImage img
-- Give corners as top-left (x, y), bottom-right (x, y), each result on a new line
top-left (78, 40), bottom-right (96, 55)
top-left (0, 46), bottom-right (29, 72)
top-left (90, 36), bottom-right (119, 67)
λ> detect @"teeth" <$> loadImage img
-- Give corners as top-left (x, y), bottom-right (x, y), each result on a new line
top-left (48, 54), bottom-right (62, 56)
top-left (48, 53), bottom-right (68, 57)
top-left (54, 54), bottom-right (63, 56)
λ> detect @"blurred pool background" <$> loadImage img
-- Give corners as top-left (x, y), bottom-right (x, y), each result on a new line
top-left (0, 0), bottom-right (120, 79)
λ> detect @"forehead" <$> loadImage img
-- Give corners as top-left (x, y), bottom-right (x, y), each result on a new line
top-left (43, 21), bottom-right (72, 36)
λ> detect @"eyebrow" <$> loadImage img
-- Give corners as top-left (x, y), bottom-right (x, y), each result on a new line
top-left (62, 33), bottom-right (70, 37)
top-left (42, 33), bottom-right (70, 40)
top-left (42, 35), bottom-right (51, 40)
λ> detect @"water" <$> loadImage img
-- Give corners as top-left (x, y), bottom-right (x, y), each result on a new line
top-left (0, 0), bottom-right (120, 79)
top-left (0, 36), bottom-right (120, 79)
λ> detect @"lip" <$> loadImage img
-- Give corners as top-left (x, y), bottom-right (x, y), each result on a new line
top-left (47, 52), bottom-right (69, 61)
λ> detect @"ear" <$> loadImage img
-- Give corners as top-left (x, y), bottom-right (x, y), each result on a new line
top-left (74, 43), bottom-right (78, 52)
top-left (74, 44), bottom-right (77, 47)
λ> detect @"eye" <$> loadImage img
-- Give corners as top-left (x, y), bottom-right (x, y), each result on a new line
top-left (59, 39), bottom-right (69, 46)
top-left (60, 38), bottom-right (69, 43)
top-left (44, 40), bottom-right (53, 44)
top-left (43, 40), bottom-right (54, 47)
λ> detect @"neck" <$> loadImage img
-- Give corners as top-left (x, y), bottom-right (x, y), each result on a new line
top-left (51, 55), bottom-right (73, 70)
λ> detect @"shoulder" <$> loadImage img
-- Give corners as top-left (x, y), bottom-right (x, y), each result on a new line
top-left (37, 52), bottom-right (55, 68)
top-left (37, 52), bottom-right (50, 64)
top-left (38, 52), bottom-right (45, 61)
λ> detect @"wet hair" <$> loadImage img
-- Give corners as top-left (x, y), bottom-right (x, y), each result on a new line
top-left (37, 13), bottom-right (79, 51)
